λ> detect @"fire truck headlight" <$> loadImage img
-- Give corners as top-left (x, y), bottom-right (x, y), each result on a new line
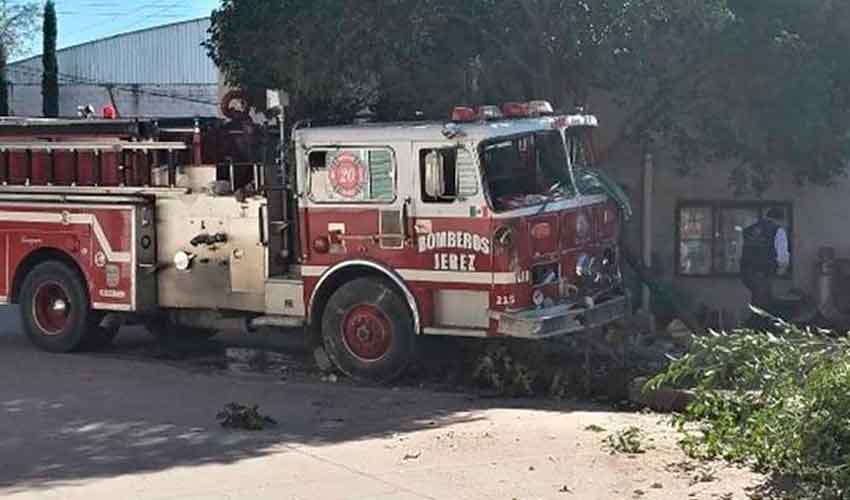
top-left (174, 251), bottom-right (194, 272)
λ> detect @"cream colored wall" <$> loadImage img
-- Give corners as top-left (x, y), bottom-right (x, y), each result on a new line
top-left (601, 139), bottom-right (850, 326)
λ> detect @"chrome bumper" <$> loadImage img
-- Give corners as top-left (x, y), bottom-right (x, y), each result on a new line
top-left (495, 294), bottom-right (630, 339)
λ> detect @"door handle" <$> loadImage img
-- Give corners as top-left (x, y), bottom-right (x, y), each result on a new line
top-left (402, 197), bottom-right (413, 239)
top-left (258, 205), bottom-right (268, 246)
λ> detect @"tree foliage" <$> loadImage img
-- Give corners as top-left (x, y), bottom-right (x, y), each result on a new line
top-left (206, 0), bottom-right (474, 120)
top-left (0, 0), bottom-right (39, 58)
top-left (649, 317), bottom-right (850, 499)
top-left (0, 42), bottom-right (8, 116)
top-left (41, 0), bottom-right (57, 118)
top-left (0, 0), bottom-right (39, 116)
top-left (206, 0), bottom-right (850, 189)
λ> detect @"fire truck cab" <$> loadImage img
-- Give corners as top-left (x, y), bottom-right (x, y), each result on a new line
top-left (0, 103), bottom-right (629, 382)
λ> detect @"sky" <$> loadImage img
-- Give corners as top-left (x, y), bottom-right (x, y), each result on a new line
top-left (18, 0), bottom-right (220, 59)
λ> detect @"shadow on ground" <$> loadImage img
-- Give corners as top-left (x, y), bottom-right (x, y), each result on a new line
top-left (0, 311), bottom-right (614, 493)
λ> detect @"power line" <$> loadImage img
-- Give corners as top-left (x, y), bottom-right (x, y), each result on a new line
top-left (68, 2), bottom-right (191, 40)
top-left (10, 65), bottom-right (219, 107)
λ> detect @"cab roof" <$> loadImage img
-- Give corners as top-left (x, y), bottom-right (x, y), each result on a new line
top-left (295, 117), bottom-right (561, 146)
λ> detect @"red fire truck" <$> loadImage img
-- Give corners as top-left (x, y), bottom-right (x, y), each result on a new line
top-left (0, 101), bottom-right (629, 381)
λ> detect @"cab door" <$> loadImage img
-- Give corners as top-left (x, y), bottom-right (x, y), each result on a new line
top-left (299, 145), bottom-right (408, 268)
top-left (411, 143), bottom-right (493, 330)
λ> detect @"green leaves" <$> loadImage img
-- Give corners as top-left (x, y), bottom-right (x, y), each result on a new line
top-left (0, 0), bottom-right (40, 59)
top-left (605, 426), bottom-right (648, 455)
top-left (217, 402), bottom-right (277, 431)
top-left (42, 0), bottom-right (57, 118)
top-left (205, 0), bottom-right (850, 190)
top-left (649, 320), bottom-right (850, 498)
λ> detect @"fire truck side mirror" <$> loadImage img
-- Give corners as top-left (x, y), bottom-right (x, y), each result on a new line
top-left (423, 151), bottom-right (447, 199)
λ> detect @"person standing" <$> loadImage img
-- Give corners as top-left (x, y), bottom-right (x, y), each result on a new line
top-left (740, 208), bottom-right (791, 314)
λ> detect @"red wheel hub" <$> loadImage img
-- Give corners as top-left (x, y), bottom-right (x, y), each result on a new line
top-left (33, 281), bottom-right (72, 336)
top-left (342, 304), bottom-right (393, 361)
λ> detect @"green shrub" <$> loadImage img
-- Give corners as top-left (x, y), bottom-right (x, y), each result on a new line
top-left (648, 314), bottom-right (850, 499)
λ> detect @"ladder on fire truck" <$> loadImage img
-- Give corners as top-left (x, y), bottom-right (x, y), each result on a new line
top-left (0, 116), bottom-right (297, 276)
top-left (0, 117), bottom-right (190, 189)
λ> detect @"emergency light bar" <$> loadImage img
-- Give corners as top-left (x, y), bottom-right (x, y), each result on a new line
top-left (554, 114), bottom-right (599, 128)
top-left (451, 100), bottom-right (557, 122)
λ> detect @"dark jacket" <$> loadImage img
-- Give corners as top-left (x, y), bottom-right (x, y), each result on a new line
top-left (741, 218), bottom-right (780, 274)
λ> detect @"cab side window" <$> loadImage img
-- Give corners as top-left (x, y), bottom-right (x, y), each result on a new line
top-left (420, 149), bottom-right (457, 203)
top-left (308, 148), bottom-right (396, 203)
top-left (420, 147), bottom-right (478, 203)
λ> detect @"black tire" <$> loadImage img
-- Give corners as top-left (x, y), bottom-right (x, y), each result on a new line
top-left (321, 277), bottom-right (416, 383)
top-left (19, 261), bottom-right (93, 353)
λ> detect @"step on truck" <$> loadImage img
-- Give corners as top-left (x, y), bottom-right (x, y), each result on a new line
top-left (0, 101), bottom-right (630, 381)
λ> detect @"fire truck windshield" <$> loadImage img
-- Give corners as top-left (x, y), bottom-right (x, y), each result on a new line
top-left (481, 130), bottom-right (574, 212)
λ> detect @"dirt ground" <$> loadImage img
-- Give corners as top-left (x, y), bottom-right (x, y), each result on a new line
top-left (0, 309), bottom-right (764, 500)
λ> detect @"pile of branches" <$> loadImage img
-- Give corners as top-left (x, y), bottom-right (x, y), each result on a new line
top-left (217, 403), bottom-right (277, 431)
top-left (648, 311), bottom-right (850, 499)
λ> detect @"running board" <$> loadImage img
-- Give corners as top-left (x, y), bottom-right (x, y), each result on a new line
top-left (250, 315), bottom-right (304, 329)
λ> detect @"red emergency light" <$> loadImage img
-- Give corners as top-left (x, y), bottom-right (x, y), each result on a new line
top-left (502, 102), bottom-right (530, 118)
top-left (102, 105), bottom-right (117, 119)
top-left (451, 106), bottom-right (477, 122)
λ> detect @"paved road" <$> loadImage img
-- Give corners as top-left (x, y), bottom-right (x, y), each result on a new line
top-left (0, 307), bottom-right (761, 500)
top-left (0, 306), bottom-right (21, 337)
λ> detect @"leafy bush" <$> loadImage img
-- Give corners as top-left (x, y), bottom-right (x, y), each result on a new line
top-left (605, 426), bottom-right (647, 455)
top-left (648, 314), bottom-right (850, 499)
top-left (472, 345), bottom-right (536, 397)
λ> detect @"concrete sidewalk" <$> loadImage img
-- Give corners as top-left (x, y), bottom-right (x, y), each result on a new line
top-left (0, 318), bottom-right (761, 500)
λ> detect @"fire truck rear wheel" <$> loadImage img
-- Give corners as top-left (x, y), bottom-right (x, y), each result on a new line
top-left (321, 277), bottom-right (415, 383)
top-left (19, 261), bottom-right (95, 353)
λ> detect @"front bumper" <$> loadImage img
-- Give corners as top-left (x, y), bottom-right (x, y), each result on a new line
top-left (495, 294), bottom-right (631, 339)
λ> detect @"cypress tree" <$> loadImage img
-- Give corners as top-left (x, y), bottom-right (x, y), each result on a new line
top-left (0, 43), bottom-right (8, 116)
top-left (42, 0), bottom-right (58, 117)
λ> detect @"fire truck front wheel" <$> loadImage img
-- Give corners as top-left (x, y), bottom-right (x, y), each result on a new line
top-left (321, 277), bottom-right (416, 383)
top-left (19, 261), bottom-right (96, 353)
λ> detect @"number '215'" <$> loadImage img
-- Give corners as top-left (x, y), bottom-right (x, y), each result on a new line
top-left (495, 294), bottom-right (516, 306)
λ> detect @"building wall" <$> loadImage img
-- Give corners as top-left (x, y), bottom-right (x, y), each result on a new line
top-left (7, 18), bottom-right (218, 118)
top-left (7, 82), bottom-right (217, 118)
top-left (604, 142), bottom-right (850, 326)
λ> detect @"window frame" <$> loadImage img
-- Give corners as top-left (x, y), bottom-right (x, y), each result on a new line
top-left (418, 145), bottom-right (480, 204)
top-left (306, 145), bottom-right (398, 205)
top-left (478, 130), bottom-right (576, 213)
top-left (674, 200), bottom-right (794, 279)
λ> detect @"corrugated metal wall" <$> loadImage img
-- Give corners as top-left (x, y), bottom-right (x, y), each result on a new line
top-left (5, 17), bottom-right (219, 117)
top-left (9, 17), bottom-right (216, 86)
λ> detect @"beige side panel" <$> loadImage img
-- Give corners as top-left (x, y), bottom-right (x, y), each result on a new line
top-left (156, 194), bottom-right (267, 312)
top-left (434, 290), bottom-right (490, 328)
top-left (265, 279), bottom-right (305, 316)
